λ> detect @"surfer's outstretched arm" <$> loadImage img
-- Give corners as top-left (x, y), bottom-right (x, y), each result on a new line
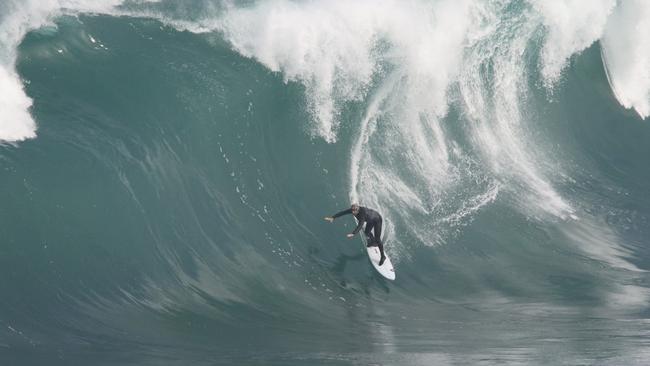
top-left (324, 208), bottom-right (352, 222)
top-left (332, 208), bottom-right (352, 219)
top-left (326, 209), bottom-right (352, 222)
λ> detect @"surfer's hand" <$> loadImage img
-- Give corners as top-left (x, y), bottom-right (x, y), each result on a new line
top-left (346, 233), bottom-right (354, 238)
top-left (324, 217), bottom-right (334, 223)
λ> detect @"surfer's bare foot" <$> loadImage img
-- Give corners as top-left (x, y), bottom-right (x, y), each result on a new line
top-left (366, 242), bottom-right (377, 248)
top-left (379, 255), bottom-right (386, 266)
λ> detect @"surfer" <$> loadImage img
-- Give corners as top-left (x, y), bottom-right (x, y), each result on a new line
top-left (324, 203), bottom-right (386, 265)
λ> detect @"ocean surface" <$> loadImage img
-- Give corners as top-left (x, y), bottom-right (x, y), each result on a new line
top-left (2, 1), bottom-right (650, 365)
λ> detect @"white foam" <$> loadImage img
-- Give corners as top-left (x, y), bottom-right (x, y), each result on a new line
top-left (459, 1), bottom-right (575, 219)
top-left (529, 0), bottom-right (616, 85)
top-left (214, 0), bottom-right (470, 143)
top-left (0, 67), bottom-right (35, 141)
top-left (214, 0), bottom-right (379, 143)
top-left (601, 0), bottom-right (650, 118)
top-left (70, 0), bottom-right (647, 129)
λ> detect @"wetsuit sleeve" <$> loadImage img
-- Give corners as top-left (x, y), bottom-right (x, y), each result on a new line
top-left (332, 208), bottom-right (352, 219)
top-left (352, 218), bottom-right (365, 235)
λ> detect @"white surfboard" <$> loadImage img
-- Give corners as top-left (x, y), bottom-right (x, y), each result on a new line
top-left (365, 244), bottom-right (395, 280)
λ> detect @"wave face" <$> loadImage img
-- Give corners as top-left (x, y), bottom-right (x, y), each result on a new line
top-left (2, 1), bottom-right (650, 365)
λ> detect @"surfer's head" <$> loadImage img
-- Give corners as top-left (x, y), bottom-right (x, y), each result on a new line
top-left (351, 203), bottom-right (360, 214)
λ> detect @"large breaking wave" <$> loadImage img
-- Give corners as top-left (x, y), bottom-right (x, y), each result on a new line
top-left (2, 1), bottom-right (650, 364)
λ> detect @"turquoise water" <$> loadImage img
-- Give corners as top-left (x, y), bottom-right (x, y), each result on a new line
top-left (2, 1), bottom-right (650, 365)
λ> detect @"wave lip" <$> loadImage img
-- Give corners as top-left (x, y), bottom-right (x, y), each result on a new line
top-left (0, 0), bottom-right (125, 143)
top-left (0, 67), bottom-right (35, 142)
top-left (601, 0), bottom-right (650, 118)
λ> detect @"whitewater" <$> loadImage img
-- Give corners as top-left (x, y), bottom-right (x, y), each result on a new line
top-left (2, 0), bottom-right (650, 365)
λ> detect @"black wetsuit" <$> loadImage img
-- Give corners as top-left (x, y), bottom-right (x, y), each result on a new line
top-left (332, 206), bottom-right (386, 263)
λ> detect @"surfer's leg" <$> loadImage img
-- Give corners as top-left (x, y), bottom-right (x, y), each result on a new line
top-left (376, 239), bottom-right (386, 265)
top-left (374, 219), bottom-right (386, 265)
top-left (364, 223), bottom-right (376, 246)
top-left (373, 219), bottom-right (383, 246)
